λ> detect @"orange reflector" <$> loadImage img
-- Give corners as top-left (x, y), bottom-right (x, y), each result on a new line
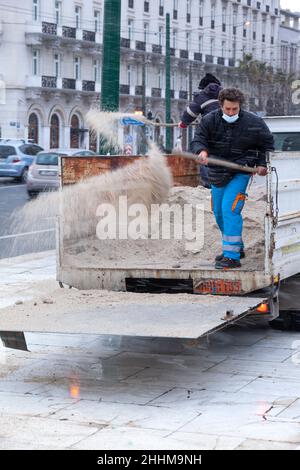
top-left (256, 302), bottom-right (269, 313)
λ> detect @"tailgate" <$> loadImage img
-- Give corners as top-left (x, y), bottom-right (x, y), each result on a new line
top-left (0, 290), bottom-right (266, 340)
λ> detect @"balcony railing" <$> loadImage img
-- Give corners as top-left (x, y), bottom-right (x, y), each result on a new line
top-left (121, 37), bottom-right (130, 48)
top-left (120, 84), bottom-right (130, 94)
top-left (42, 75), bottom-right (57, 88)
top-left (135, 85), bottom-right (144, 95)
top-left (83, 30), bottom-right (96, 42)
top-left (194, 52), bottom-right (202, 61)
top-left (62, 26), bottom-right (76, 39)
top-left (179, 90), bottom-right (188, 100)
top-left (42, 22), bottom-right (57, 35)
top-left (136, 40), bottom-right (146, 51)
top-left (152, 44), bottom-right (162, 54)
top-left (205, 54), bottom-right (213, 63)
top-left (217, 57), bottom-right (225, 65)
top-left (62, 78), bottom-right (76, 90)
top-left (82, 80), bottom-right (95, 92)
top-left (152, 87), bottom-right (161, 98)
top-left (180, 49), bottom-right (188, 59)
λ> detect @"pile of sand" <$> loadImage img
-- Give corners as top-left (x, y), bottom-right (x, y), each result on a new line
top-left (63, 181), bottom-right (266, 272)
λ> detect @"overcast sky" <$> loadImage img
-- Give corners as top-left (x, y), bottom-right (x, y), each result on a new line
top-left (280, 0), bottom-right (299, 12)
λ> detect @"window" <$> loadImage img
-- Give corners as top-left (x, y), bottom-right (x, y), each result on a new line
top-left (171, 70), bottom-right (177, 90)
top-left (158, 68), bottom-right (163, 88)
top-left (222, 40), bottom-right (226, 57)
top-left (19, 144), bottom-right (43, 155)
top-left (187, 0), bottom-right (191, 22)
top-left (0, 146), bottom-right (16, 158)
top-left (32, 49), bottom-right (40, 76)
top-left (198, 35), bottom-right (203, 52)
top-left (28, 113), bottom-right (39, 144)
top-left (199, 0), bottom-right (203, 25)
top-left (211, 2), bottom-right (215, 28)
top-left (50, 114), bottom-right (60, 149)
top-left (71, 115), bottom-right (80, 148)
top-left (33, 0), bottom-right (39, 21)
top-left (128, 0), bottom-right (134, 8)
top-left (127, 65), bottom-right (131, 86)
top-left (172, 29), bottom-right (177, 49)
top-left (186, 32), bottom-right (190, 50)
top-left (55, 1), bottom-right (62, 25)
top-left (222, 5), bottom-right (227, 24)
top-left (210, 38), bottom-right (215, 55)
top-left (158, 26), bottom-right (163, 46)
top-left (74, 56), bottom-right (81, 80)
top-left (159, 0), bottom-right (164, 16)
top-left (93, 59), bottom-right (101, 82)
top-left (54, 53), bottom-right (62, 77)
top-left (94, 10), bottom-right (101, 33)
top-left (128, 19), bottom-right (133, 40)
top-left (144, 23), bottom-right (149, 43)
top-left (75, 5), bottom-right (81, 29)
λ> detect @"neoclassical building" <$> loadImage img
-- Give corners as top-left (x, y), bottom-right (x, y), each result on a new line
top-left (0, 0), bottom-right (281, 151)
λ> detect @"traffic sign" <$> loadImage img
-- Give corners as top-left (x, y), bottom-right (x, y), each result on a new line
top-left (121, 117), bottom-right (145, 126)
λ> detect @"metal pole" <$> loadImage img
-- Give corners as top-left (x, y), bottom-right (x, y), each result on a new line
top-left (99, 0), bottom-right (121, 154)
top-left (101, 0), bottom-right (121, 112)
top-left (165, 13), bottom-right (171, 152)
top-left (188, 63), bottom-right (193, 149)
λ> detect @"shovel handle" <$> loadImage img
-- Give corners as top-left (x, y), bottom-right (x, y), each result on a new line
top-left (173, 151), bottom-right (257, 175)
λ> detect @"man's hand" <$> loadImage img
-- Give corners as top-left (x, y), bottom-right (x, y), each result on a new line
top-left (256, 166), bottom-right (268, 176)
top-left (178, 121), bottom-right (187, 129)
top-left (196, 150), bottom-right (209, 165)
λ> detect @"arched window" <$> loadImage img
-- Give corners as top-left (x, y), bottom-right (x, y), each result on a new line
top-left (50, 114), bottom-right (60, 148)
top-left (28, 113), bottom-right (39, 144)
top-left (70, 114), bottom-right (80, 148)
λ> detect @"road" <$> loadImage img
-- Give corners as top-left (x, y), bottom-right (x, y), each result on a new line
top-left (0, 179), bottom-right (55, 259)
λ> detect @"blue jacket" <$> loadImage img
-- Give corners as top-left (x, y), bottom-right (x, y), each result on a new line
top-left (181, 83), bottom-right (222, 125)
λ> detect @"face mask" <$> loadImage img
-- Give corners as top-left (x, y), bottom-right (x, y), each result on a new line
top-left (222, 113), bottom-right (239, 123)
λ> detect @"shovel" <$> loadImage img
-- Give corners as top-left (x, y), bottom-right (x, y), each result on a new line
top-left (173, 151), bottom-right (258, 174)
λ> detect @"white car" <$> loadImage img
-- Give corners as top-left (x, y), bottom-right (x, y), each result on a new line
top-left (26, 148), bottom-right (96, 197)
top-left (263, 116), bottom-right (300, 152)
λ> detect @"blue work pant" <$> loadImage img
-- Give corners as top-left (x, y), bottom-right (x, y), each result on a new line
top-left (211, 174), bottom-right (250, 260)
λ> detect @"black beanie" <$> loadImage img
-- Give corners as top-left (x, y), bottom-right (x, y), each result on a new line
top-left (199, 73), bottom-right (221, 89)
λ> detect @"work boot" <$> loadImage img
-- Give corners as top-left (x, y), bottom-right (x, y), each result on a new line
top-left (215, 250), bottom-right (245, 262)
top-left (215, 257), bottom-right (241, 269)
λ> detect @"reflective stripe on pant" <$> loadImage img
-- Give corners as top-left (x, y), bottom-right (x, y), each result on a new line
top-left (211, 173), bottom-right (250, 260)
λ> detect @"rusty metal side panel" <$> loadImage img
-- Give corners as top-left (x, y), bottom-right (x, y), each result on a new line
top-left (61, 155), bottom-right (199, 187)
top-left (57, 265), bottom-right (272, 295)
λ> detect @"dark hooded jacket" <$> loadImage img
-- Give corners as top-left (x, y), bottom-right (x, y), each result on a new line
top-left (190, 109), bottom-right (274, 187)
top-left (180, 83), bottom-right (222, 126)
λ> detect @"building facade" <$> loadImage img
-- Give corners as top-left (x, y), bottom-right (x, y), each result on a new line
top-left (279, 9), bottom-right (300, 75)
top-left (0, 0), bottom-right (282, 151)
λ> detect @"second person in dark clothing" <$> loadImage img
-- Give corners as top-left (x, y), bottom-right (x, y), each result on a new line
top-left (179, 73), bottom-right (222, 188)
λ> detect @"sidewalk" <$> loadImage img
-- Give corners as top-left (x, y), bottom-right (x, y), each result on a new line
top-left (0, 251), bottom-right (300, 450)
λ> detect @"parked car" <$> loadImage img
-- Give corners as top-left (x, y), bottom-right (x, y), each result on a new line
top-left (26, 148), bottom-right (96, 197)
top-left (0, 139), bottom-right (44, 182)
top-left (263, 116), bottom-right (300, 151)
